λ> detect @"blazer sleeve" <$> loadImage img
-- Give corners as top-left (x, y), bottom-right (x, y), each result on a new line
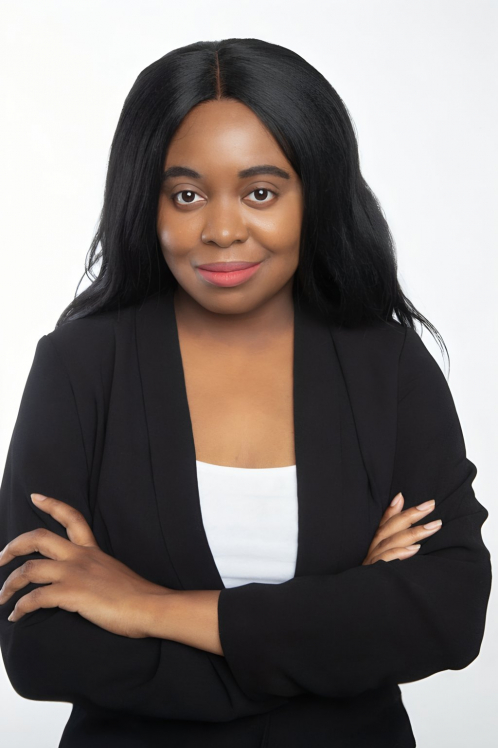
top-left (217, 325), bottom-right (492, 701)
top-left (0, 334), bottom-right (289, 721)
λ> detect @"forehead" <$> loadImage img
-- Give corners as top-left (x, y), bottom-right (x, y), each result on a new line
top-left (165, 99), bottom-right (290, 173)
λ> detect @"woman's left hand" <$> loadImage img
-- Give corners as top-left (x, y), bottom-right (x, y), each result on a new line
top-left (0, 493), bottom-right (175, 638)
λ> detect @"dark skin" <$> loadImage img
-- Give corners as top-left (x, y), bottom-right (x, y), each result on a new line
top-left (0, 100), bottom-right (442, 652)
top-left (157, 98), bottom-right (302, 470)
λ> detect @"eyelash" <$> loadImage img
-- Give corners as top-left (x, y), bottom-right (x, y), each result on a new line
top-left (171, 188), bottom-right (277, 206)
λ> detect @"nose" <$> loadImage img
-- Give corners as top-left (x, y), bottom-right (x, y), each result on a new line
top-left (201, 197), bottom-right (249, 247)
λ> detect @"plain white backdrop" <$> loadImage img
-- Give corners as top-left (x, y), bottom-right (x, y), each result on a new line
top-left (0, 1), bottom-right (496, 746)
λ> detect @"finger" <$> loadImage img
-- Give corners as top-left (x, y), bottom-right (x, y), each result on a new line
top-left (378, 492), bottom-right (405, 528)
top-left (371, 519), bottom-right (443, 556)
top-left (0, 527), bottom-right (74, 566)
top-left (7, 583), bottom-right (65, 622)
top-left (366, 545), bottom-right (421, 565)
top-left (31, 494), bottom-right (98, 547)
top-left (0, 559), bottom-right (61, 604)
top-left (368, 503), bottom-right (438, 559)
top-left (374, 499), bottom-right (436, 543)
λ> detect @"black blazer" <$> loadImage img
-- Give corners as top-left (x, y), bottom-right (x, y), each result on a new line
top-left (0, 286), bottom-right (491, 748)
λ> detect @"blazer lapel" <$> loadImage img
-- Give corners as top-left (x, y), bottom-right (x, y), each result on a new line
top-left (328, 319), bottom-right (405, 513)
top-left (135, 286), bottom-right (403, 592)
top-left (136, 288), bottom-right (223, 591)
top-left (292, 298), bottom-right (344, 577)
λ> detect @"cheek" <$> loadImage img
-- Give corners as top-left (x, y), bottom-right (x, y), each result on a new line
top-left (157, 204), bottom-right (195, 261)
top-left (255, 200), bottom-right (302, 258)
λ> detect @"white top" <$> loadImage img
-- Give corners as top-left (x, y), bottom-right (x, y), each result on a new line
top-left (195, 459), bottom-right (299, 588)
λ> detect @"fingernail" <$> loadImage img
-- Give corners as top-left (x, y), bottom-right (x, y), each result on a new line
top-left (423, 519), bottom-right (442, 530)
top-left (416, 500), bottom-right (435, 511)
top-left (31, 493), bottom-right (47, 502)
top-left (7, 612), bottom-right (15, 621)
top-left (405, 544), bottom-right (421, 551)
top-left (390, 492), bottom-right (403, 507)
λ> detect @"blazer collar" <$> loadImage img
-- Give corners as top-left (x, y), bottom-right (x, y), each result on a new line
top-left (135, 286), bottom-right (403, 590)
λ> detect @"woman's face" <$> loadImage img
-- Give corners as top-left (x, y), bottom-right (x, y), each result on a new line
top-left (157, 99), bottom-right (303, 315)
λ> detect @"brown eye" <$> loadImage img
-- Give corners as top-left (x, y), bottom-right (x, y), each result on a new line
top-left (246, 188), bottom-right (276, 203)
top-left (172, 190), bottom-right (202, 205)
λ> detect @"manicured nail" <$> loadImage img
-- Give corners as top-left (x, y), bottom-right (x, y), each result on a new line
top-left (391, 493), bottom-right (402, 507)
top-left (423, 519), bottom-right (442, 530)
top-left (416, 500), bottom-right (435, 511)
top-left (405, 544), bottom-right (421, 551)
top-left (31, 494), bottom-right (47, 502)
top-left (7, 612), bottom-right (15, 621)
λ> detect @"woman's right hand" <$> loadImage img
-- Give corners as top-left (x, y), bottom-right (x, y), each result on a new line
top-left (361, 493), bottom-right (443, 565)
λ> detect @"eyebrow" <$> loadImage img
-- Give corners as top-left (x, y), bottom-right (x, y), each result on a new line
top-left (162, 164), bottom-right (291, 181)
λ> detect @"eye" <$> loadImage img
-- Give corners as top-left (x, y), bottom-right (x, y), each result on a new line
top-left (171, 190), bottom-right (203, 206)
top-left (170, 187), bottom-right (277, 207)
top-left (246, 188), bottom-right (277, 203)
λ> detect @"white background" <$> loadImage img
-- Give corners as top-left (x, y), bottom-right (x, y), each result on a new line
top-left (0, 1), bottom-right (496, 745)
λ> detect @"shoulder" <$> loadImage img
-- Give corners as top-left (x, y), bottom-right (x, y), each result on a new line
top-left (41, 304), bottom-right (135, 374)
top-left (329, 315), bottom-right (448, 399)
top-left (362, 318), bottom-right (450, 406)
top-left (335, 316), bottom-right (440, 365)
top-left (47, 305), bottom-right (119, 347)
top-left (31, 304), bottom-right (137, 403)
top-left (371, 319), bottom-right (447, 393)
top-left (328, 316), bottom-right (407, 373)
top-left (397, 324), bottom-right (449, 404)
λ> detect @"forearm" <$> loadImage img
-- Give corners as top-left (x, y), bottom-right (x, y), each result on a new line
top-left (143, 589), bottom-right (223, 655)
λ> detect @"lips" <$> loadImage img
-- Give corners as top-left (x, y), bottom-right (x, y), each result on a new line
top-left (196, 261), bottom-right (263, 287)
top-left (196, 261), bottom-right (261, 272)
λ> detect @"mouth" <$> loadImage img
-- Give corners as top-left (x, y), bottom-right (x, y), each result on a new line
top-left (196, 261), bottom-right (262, 271)
top-left (195, 261), bottom-right (263, 288)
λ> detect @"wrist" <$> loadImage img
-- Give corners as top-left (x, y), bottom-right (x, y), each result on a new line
top-left (141, 588), bottom-right (180, 640)
top-left (142, 588), bottom-right (223, 655)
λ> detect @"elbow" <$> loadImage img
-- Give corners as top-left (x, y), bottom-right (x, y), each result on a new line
top-left (0, 615), bottom-right (57, 702)
top-left (2, 657), bottom-right (44, 702)
top-left (6, 670), bottom-right (44, 702)
top-left (447, 559), bottom-right (492, 672)
top-left (449, 640), bottom-right (484, 672)
top-left (1, 640), bottom-right (40, 702)
top-left (447, 620), bottom-right (486, 671)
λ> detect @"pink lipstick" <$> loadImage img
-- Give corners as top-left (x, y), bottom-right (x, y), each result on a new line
top-left (196, 261), bottom-right (263, 287)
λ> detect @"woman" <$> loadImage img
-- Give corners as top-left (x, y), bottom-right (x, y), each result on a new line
top-left (0, 38), bottom-right (491, 747)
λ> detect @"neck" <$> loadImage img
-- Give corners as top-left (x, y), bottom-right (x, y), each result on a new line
top-left (172, 281), bottom-right (295, 350)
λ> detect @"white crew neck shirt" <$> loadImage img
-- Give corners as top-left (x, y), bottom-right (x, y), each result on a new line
top-left (195, 459), bottom-right (298, 589)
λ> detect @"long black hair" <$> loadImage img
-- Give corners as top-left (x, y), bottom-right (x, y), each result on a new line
top-left (57, 37), bottom-right (448, 366)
